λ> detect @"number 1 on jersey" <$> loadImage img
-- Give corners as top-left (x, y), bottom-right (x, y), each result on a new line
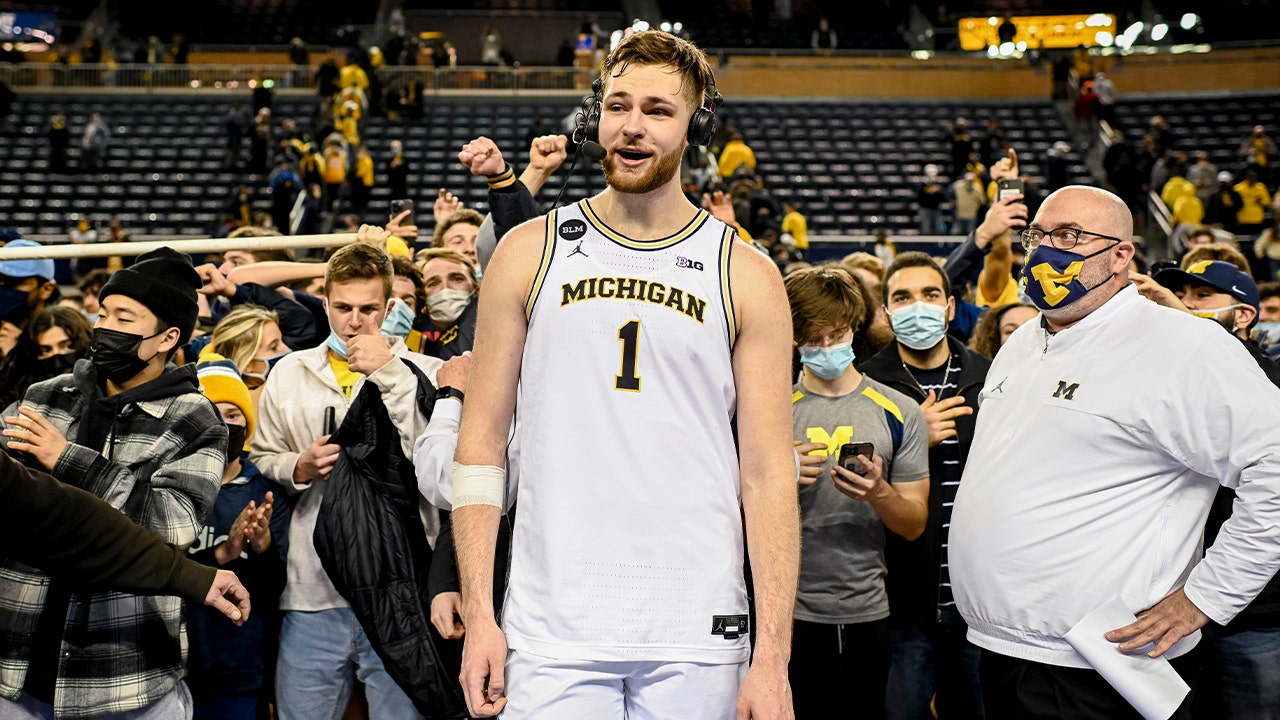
top-left (615, 320), bottom-right (641, 392)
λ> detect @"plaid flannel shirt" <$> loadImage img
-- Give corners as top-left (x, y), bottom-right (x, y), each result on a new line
top-left (0, 362), bottom-right (225, 718)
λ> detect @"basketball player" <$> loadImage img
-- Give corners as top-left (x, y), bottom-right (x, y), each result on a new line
top-left (450, 31), bottom-right (800, 720)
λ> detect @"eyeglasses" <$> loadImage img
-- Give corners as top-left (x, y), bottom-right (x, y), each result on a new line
top-left (1020, 226), bottom-right (1125, 251)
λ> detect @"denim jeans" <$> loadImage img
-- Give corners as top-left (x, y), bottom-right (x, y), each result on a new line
top-left (1193, 625), bottom-right (1280, 720)
top-left (918, 208), bottom-right (942, 235)
top-left (885, 607), bottom-right (984, 720)
top-left (275, 608), bottom-right (422, 720)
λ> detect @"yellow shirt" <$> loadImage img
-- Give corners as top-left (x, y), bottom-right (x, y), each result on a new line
top-left (976, 275), bottom-right (1020, 308)
top-left (339, 64), bottom-right (368, 92)
top-left (1235, 181), bottom-right (1272, 226)
top-left (717, 140), bottom-right (757, 178)
top-left (782, 211), bottom-right (808, 249)
top-left (322, 147), bottom-right (347, 184)
top-left (327, 351), bottom-right (360, 399)
top-left (1160, 176), bottom-right (1196, 210)
top-left (1172, 195), bottom-right (1204, 226)
top-left (356, 154), bottom-right (375, 187)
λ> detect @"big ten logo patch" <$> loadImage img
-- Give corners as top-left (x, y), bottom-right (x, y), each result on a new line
top-left (676, 256), bottom-right (704, 271)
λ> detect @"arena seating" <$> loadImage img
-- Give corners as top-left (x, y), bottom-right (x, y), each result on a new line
top-left (656, 0), bottom-right (908, 51)
top-left (115, 0), bottom-right (373, 45)
top-left (1112, 93), bottom-right (1280, 167)
top-left (2, 90), bottom-right (1275, 240)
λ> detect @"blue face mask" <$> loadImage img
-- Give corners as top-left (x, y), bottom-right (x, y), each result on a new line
top-left (889, 301), bottom-right (948, 351)
top-left (380, 298), bottom-right (414, 338)
top-left (326, 330), bottom-right (349, 359)
top-left (0, 286), bottom-right (30, 323)
top-left (1021, 242), bottom-right (1115, 311)
top-left (800, 341), bottom-right (855, 380)
top-left (1256, 321), bottom-right (1280, 335)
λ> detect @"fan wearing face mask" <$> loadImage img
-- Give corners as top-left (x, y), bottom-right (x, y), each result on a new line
top-left (0, 239), bottom-right (60, 408)
top-left (22, 306), bottom-right (93, 389)
top-left (858, 252), bottom-right (995, 720)
top-left (784, 265), bottom-right (931, 720)
top-left (414, 247), bottom-right (478, 361)
top-left (248, 236), bottom-right (445, 720)
top-left (0, 246), bottom-right (227, 718)
top-left (187, 354), bottom-right (291, 720)
top-left (204, 304), bottom-right (292, 408)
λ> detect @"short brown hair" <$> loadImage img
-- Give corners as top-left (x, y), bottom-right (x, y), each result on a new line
top-left (390, 254), bottom-right (427, 313)
top-left (841, 252), bottom-right (885, 282)
top-left (414, 247), bottom-right (479, 289)
top-left (78, 268), bottom-right (113, 297)
top-left (883, 251), bottom-right (951, 303)
top-left (784, 266), bottom-right (866, 345)
top-left (225, 226), bottom-right (295, 262)
top-left (1181, 242), bottom-right (1250, 273)
top-left (325, 242), bottom-right (393, 299)
top-left (432, 208), bottom-right (484, 248)
top-left (600, 31), bottom-right (715, 111)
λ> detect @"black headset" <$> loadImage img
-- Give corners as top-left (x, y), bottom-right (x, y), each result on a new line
top-left (573, 74), bottom-right (722, 149)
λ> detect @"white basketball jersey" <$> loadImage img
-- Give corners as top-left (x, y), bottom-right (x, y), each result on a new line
top-left (503, 198), bottom-right (748, 664)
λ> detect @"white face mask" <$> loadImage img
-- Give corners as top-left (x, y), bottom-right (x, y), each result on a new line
top-left (427, 288), bottom-right (472, 326)
top-left (1192, 303), bottom-right (1245, 322)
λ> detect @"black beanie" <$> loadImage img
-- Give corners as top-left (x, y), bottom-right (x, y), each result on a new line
top-left (99, 247), bottom-right (202, 346)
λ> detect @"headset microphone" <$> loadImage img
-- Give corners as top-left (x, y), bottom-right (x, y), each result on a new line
top-left (551, 141), bottom-right (597, 210)
top-left (579, 141), bottom-right (607, 161)
top-left (552, 109), bottom-right (607, 209)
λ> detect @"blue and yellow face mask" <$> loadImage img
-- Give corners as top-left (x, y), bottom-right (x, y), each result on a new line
top-left (1020, 242), bottom-right (1115, 310)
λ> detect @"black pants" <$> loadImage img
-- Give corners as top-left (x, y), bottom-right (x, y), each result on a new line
top-left (980, 649), bottom-right (1201, 719)
top-left (790, 618), bottom-right (890, 719)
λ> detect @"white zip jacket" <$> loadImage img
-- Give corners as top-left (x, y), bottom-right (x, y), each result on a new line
top-left (951, 284), bottom-right (1280, 667)
top-left (250, 338), bottom-right (442, 612)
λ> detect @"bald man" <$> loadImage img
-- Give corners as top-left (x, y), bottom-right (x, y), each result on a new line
top-left (949, 186), bottom-right (1280, 718)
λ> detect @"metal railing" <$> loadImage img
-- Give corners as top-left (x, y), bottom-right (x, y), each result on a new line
top-left (0, 62), bottom-right (596, 94)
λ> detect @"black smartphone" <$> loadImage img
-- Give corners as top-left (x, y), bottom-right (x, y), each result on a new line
top-left (837, 442), bottom-right (875, 475)
top-left (390, 198), bottom-right (414, 226)
top-left (323, 406), bottom-right (336, 436)
top-left (997, 178), bottom-right (1025, 204)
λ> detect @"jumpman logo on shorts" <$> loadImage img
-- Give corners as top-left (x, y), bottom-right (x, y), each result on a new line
top-left (991, 377), bottom-right (1006, 394)
top-left (567, 242), bottom-right (588, 258)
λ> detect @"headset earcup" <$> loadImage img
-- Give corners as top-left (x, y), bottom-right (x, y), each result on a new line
top-left (584, 99), bottom-right (600, 143)
top-left (583, 77), bottom-right (603, 143)
top-left (688, 108), bottom-right (717, 146)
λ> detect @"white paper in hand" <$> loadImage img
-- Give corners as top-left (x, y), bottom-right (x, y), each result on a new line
top-left (1063, 596), bottom-right (1191, 720)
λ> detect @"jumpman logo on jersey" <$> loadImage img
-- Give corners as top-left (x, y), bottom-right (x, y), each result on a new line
top-left (567, 242), bottom-right (588, 258)
top-left (990, 377), bottom-right (1007, 394)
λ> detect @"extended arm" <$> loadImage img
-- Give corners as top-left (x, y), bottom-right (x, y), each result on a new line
top-left (0, 451), bottom-right (250, 623)
top-left (976, 151), bottom-right (1027, 304)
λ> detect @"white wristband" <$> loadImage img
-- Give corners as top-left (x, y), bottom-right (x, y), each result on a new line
top-left (452, 462), bottom-right (505, 509)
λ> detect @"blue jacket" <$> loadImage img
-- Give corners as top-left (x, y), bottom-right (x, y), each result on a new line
top-left (185, 460), bottom-right (290, 697)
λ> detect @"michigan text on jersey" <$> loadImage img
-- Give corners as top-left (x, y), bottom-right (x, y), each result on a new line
top-left (560, 277), bottom-right (707, 323)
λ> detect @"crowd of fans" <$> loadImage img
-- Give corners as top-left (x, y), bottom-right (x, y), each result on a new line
top-left (1, 25), bottom-right (1279, 720)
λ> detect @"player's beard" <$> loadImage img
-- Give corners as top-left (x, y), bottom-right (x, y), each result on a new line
top-left (602, 143), bottom-right (683, 195)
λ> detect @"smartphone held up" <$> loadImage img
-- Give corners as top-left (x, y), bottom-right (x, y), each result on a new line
top-left (390, 198), bottom-right (414, 226)
top-left (837, 442), bottom-right (875, 476)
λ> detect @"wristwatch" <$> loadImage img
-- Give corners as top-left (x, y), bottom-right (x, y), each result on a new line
top-left (434, 386), bottom-right (465, 403)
